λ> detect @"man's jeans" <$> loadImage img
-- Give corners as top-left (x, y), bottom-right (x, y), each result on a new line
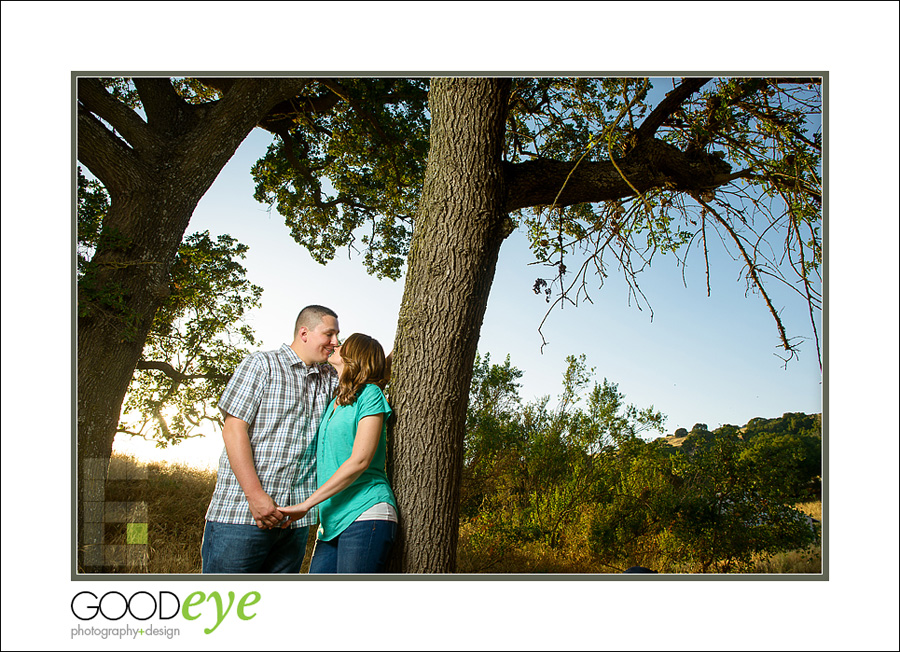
top-left (309, 519), bottom-right (396, 573)
top-left (201, 521), bottom-right (310, 573)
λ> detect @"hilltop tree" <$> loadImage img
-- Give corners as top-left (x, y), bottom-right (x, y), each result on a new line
top-left (77, 76), bottom-right (821, 572)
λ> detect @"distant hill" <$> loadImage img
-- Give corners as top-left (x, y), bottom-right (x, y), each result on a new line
top-left (658, 411), bottom-right (822, 448)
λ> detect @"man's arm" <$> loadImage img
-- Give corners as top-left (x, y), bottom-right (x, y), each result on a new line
top-left (222, 414), bottom-right (283, 529)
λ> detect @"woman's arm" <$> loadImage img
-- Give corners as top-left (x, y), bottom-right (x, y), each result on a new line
top-left (280, 413), bottom-right (385, 524)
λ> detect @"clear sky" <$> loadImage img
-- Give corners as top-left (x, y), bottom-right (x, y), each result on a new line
top-left (115, 92), bottom-right (824, 468)
top-left (2, 3), bottom-right (898, 651)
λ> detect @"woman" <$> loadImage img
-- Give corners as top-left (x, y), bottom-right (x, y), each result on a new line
top-left (280, 333), bottom-right (397, 573)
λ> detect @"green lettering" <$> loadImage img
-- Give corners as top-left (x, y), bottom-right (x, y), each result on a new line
top-left (203, 591), bottom-right (236, 634)
top-left (182, 591), bottom-right (204, 621)
top-left (237, 591), bottom-right (261, 621)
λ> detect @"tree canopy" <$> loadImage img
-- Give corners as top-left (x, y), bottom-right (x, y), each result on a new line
top-left (249, 76), bottom-right (821, 363)
top-left (79, 76), bottom-right (822, 431)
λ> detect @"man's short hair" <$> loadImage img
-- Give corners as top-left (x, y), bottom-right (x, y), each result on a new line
top-left (294, 305), bottom-right (338, 337)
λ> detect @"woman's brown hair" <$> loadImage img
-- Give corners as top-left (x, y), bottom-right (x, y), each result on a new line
top-left (334, 333), bottom-right (387, 406)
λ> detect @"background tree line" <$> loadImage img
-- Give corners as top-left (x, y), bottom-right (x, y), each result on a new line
top-left (98, 351), bottom-right (822, 575)
top-left (458, 353), bottom-right (821, 573)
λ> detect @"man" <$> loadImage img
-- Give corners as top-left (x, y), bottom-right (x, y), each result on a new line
top-left (201, 305), bottom-right (341, 573)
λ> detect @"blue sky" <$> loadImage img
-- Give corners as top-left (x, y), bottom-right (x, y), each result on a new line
top-left (117, 98), bottom-right (823, 467)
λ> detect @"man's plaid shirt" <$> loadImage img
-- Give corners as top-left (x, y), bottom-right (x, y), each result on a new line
top-left (205, 344), bottom-right (339, 528)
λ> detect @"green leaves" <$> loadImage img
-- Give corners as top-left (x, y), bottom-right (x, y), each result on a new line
top-left (459, 350), bottom-right (820, 572)
top-left (79, 167), bottom-right (263, 446)
top-left (244, 76), bottom-right (820, 364)
top-left (119, 231), bottom-right (263, 445)
top-left (251, 78), bottom-right (429, 280)
top-left (460, 351), bottom-right (666, 556)
top-left (76, 167), bottom-right (108, 270)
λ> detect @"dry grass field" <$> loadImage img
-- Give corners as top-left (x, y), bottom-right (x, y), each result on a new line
top-left (749, 501), bottom-right (822, 574)
top-left (92, 453), bottom-right (821, 575)
top-left (98, 454), bottom-right (316, 574)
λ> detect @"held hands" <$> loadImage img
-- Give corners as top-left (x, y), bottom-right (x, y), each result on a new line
top-left (278, 503), bottom-right (311, 528)
top-left (247, 491), bottom-right (312, 530)
top-left (248, 492), bottom-right (284, 530)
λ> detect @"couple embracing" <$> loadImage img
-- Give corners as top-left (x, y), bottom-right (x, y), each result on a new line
top-left (201, 305), bottom-right (397, 574)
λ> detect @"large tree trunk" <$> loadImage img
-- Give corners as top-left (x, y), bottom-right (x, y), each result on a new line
top-left (389, 78), bottom-right (512, 573)
top-left (76, 78), bottom-right (305, 570)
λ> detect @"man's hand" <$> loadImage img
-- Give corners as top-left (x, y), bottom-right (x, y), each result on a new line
top-left (248, 492), bottom-right (283, 529)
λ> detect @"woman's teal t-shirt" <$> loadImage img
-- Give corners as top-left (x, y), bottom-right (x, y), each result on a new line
top-left (315, 383), bottom-right (396, 540)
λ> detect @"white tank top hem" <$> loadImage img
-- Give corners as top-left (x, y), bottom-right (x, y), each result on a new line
top-left (355, 502), bottom-right (398, 523)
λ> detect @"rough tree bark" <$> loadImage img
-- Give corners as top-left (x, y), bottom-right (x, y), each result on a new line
top-left (389, 78), bottom-right (512, 573)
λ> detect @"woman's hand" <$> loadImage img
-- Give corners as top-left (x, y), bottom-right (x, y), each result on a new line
top-left (279, 503), bottom-right (311, 528)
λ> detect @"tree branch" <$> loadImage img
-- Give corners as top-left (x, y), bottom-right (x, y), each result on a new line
top-left (172, 78), bottom-right (311, 194)
top-left (634, 78), bottom-right (711, 143)
top-left (77, 78), bottom-right (157, 152)
top-left (709, 168), bottom-right (756, 186)
top-left (504, 139), bottom-right (731, 212)
top-left (132, 78), bottom-right (188, 130)
top-left (193, 77), bottom-right (238, 94)
top-left (258, 85), bottom-right (342, 133)
top-left (135, 360), bottom-right (229, 384)
top-left (692, 194), bottom-right (795, 360)
top-left (77, 106), bottom-right (147, 194)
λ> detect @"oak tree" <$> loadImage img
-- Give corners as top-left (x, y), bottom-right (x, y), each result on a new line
top-left (76, 77), bottom-right (350, 568)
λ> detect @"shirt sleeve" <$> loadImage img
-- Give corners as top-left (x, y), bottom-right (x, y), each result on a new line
top-left (217, 353), bottom-right (268, 425)
top-left (356, 384), bottom-right (392, 421)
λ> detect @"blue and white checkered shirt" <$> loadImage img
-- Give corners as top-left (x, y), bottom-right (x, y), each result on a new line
top-left (205, 344), bottom-right (339, 528)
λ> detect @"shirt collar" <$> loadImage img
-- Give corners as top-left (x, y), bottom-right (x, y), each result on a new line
top-left (279, 343), bottom-right (321, 374)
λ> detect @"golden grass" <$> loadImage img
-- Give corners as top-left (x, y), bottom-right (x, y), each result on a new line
top-left (143, 458), bottom-right (216, 573)
top-left (749, 500), bottom-right (822, 574)
top-left (457, 531), bottom-right (599, 574)
top-left (94, 455), bottom-right (822, 574)
top-left (458, 501), bottom-right (825, 574)
top-left (92, 454), bottom-right (320, 574)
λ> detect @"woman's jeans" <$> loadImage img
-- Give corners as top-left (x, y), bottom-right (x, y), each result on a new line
top-left (201, 521), bottom-right (310, 573)
top-left (309, 519), bottom-right (397, 573)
